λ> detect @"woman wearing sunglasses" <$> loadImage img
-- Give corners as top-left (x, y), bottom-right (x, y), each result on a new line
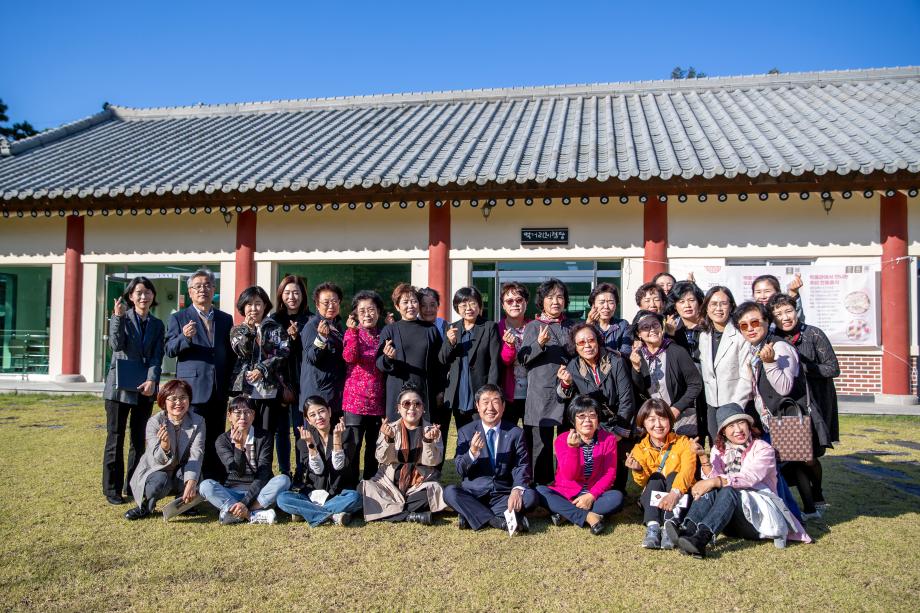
top-left (628, 310), bottom-right (703, 438)
top-left (358, 385), bottom-right (447, 524)
top-left (497, 282), bottom-right (532, 426)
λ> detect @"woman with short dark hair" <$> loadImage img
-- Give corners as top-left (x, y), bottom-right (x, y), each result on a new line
top-left (586, 282), bottom-right (632, 356)
top-left (299, 281), bottom-right (347, 419)
top-left (518, 278), bottom-right (577, 485)
top-left (230, 286), bottom-right (290, 467)
top-left (635, 282), bottom-right (667, 314)
top-left (269, 274), bottom-right (312, 483)
top-left (103, 276), bottom-right (166, 505)
top-left (418, 287), bottom-right (449, 340)
top-left (125, 379), bottom-right (204, 520)
top-left (497, 282), bottom-right (532, 426)
top-left (376, 283), bottom-right (443, 422)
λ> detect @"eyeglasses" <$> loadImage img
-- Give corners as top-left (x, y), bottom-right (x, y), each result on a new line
top-left (189, 284), bottom-right (212, 292)
top-left (356, 308), bottom-right (378, 316)
top-left (503, 297), bottom-right (525, 305)
top-left (575, 412), bottom-right (598, 422)
top-left (457, 301), bottom-right (479, 310)
top-left (166, 395), bottom-right (189, 404)
top-left (738, 320), bottom-right (764, 332)
top-left (399, 400), bottom-right (423, 409)
top-left (638, 322), bottom-right (662, 332)
top-left (231, 409), bottom-right (254, 417)
top-left (575, 338), bottom-right (598, 347)
top-left (708, 301), bottom-right (731, 308)
top-left (318, 299), bottom-right (340, 307)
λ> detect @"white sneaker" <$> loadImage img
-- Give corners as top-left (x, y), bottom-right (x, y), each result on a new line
top-left (331, 512), bottom-right (352, 526)
top-left (801, 510), bottom-right (822, 522)
top-left (249, 509), bottom-right (277, 525)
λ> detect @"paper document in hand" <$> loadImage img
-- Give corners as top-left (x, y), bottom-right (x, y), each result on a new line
top-left (309, 489), bottom-right (330, 506)
top-left (649, 491), bottom-right (690, 509)
top-left (503, 509), bottom-right (518, 536)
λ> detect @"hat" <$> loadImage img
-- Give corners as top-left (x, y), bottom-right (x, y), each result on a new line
top-left (716, 403), bottom-right (754, 433)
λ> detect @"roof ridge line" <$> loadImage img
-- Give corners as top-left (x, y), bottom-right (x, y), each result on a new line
top-left (5, 108), bottom-right (115, 157)
top-left (107, 66), bottom-right (920, 120)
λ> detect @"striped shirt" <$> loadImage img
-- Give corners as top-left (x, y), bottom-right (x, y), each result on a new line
top-left (579, 438), bottom-right (597, 494)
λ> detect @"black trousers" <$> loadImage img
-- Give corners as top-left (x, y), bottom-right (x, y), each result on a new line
top-left (140, 470), bottom-right (187, 511)
top-left (102, 397), bottom-right (152, 497)
top-left (191, 390), bottom-right (228, 482)
top-left (613, 435), bottom-right (635, 493)
top-left (525, 424), bottom-right (565, 486)
top-left (386, 489), bottom-right (431, 522)
top-left (639, 472), bottom-right (678, 525)
top-left (503, 399), bottom-right (525, 427)
top-left (344, 412), bottom-right (382, 484)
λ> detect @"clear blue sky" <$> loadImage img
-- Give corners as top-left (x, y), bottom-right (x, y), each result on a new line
top-left (3, 0), bottom-right (919, 130)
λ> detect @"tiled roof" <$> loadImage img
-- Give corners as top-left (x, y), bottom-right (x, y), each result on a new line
top-left (1, 67), bottom-right (919, 203)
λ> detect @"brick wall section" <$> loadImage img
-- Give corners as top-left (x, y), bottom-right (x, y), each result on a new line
top-left (836, 354), bottom-right (882, 397)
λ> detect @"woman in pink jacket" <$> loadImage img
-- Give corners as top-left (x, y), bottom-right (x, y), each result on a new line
top-left (497, 281), bottom-right (531, 426)
top-left (342, 290), bottom-right (386, 485)
top-left (669, 403), bottom-right (811, 558)
top-left (536, 396), bottom-right (623, 535)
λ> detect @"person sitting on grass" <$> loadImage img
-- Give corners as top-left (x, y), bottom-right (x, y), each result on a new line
top-left (536, 396), bottom-right (623, 536)
top-left (198, 396), bottom-right (291, 525)
top-left (276, 396), bottom-right (363, 527)
top-left (625, 398), bottom-right (697, 550)
top-left (358, 384), bottom-right (448, 524)
top-left (125, 379), bottom-right (204, 520)
top-left (443, 384), bottom-right (537, 533)
top-left (669, 403), bottom-right (811, 559)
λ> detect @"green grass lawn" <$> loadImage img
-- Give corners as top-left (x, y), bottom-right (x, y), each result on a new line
top-left (0, 394), bottom-right (918, 612)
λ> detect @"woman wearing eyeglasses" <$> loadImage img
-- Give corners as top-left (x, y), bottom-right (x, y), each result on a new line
top-left (497, 282), bottom-right (532, 426)
top-left (584, 282), bottom-right (632, 357)
top-left (556, 323), bottom-right (634, 492)
top-left (299, 282), bottom-right (347, 421)
top-left (697, 286), bottom-right (753, 443)
top-left (125, 379), bottom-right (204, 520)
top-left (628, 310), bottom-right (703, 438)
top-left (376, 283), bottom-right (443, 423)
top-left (359, 385), bottom-right (447, 524)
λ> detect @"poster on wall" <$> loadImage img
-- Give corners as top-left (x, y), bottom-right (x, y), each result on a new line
top-left (689, 265), bottom-right (878, 347)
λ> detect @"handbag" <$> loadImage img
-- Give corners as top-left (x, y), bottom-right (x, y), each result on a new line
top-left (673, 412), bottom-right (698, 438)
top-left (764, 393), bottom-right (814, 463)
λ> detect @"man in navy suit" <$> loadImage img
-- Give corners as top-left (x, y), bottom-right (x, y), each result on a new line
top-left (166, 268), bottom-right (235, 481)
top-left (443, 383), bottom-right (537, 532)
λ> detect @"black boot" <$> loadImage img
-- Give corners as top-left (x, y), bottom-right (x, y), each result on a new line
top-left (677, 524), bottom-right (713, 559)
top-left (124, 499), bottom-right (154, 521)
top-left (406, 511), bottom-right (432, 525)
top-left (665, 518), bottom-right (696, 547)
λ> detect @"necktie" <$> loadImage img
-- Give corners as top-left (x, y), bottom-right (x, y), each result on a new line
top-left (486, 429), bottom-right (497, 470)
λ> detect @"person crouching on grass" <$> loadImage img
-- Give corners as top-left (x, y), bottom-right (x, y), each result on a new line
top-left (276, 396), bottom-right (364, 526)
top-left (626, 398), bottom-right (698, 550)
top-left (198, 396), bottom-right (291, 525)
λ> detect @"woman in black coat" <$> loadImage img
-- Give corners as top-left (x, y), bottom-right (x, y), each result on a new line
top-left (376, 283), bottom-right (443, 422)
top-left (299, 282), bottom-right (346, 419)
top-left (438, 286), bottom-right (501, 432)
top-left (557, 322), bottom-right (635, 492)
top-left (628, 310), bottom-right (703, 437)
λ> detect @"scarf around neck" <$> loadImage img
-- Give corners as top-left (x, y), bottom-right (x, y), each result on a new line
top-left (397, 421), bottom-right (425, 494)
top-left (722, 439), bottom-right (752, 475)
top-left (640, 337), bottom-right (671, 364)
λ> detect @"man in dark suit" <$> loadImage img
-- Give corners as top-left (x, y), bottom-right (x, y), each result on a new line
top-left (165, 268), bottom-right (235, 481)
top-left (443, 383), bottom-right (537, 532)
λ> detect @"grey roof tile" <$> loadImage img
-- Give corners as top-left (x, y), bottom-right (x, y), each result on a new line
top-left (2, 67), bottom-right (920, 202)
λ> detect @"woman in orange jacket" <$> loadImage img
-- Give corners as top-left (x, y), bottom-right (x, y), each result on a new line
top-left (626, 398), bottom-right (701, 550)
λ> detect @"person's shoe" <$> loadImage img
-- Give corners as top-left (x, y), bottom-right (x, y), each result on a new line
top-left (219, 510), bottom-right (245, 525)
top-left (516, 516), bottom-right (530, 534)
top-left (487, 516), bottom-right (507, 531)
top-left (550, 513), bottom-right (564, 527)
top-left (677, 525), bottom-right (713, 559)
top-left (457, 515), bottom-right (470, 530)
top-left (249, 509), bottom-right (277, 525)
top-left (124, 505), bottom-right (151, 521)
top-left (589, 519), bottom-right (606, 536)
top-left (289, 513), bottom-right (303, 522)
top-left (331, 512), bottom-right (352, 526)
top-left (406, 511), bottom-right (432, 526)
top-left (815, 500), bottom-right (830, 512)
top-left (642, 524), bottom-right (662, 549)
top-left (801, 510), bottom-right (823, 522)
top-left (106, 494), bottom-right (125, 505)
top-left (666, 518), bottom-right (696, 546)
top-left (660, 520), bottom-right (678, 550)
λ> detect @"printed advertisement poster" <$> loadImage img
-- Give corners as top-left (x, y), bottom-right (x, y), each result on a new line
top-left (690, 265), bottom-right (877, 347)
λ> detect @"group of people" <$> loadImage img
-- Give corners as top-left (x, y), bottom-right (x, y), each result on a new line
top-left (102, 266), bottom-right (839, 557)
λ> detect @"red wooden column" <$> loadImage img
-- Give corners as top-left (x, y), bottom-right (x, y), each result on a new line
top-left (428, 203), bottom-right (450, 319)
top-left (880, 192), bottom-right (911, 399)
top-left (234, 210), bottom-right (257, 323)
top-left (643, 199), bottom-right (668, 281)
top-left (59, 215), bottom-right (85, 381)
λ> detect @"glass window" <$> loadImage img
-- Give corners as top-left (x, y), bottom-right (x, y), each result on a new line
top-left (277, 263), bottom-right (412, 317)
top-left (0, 266), bottom-right (51, 375)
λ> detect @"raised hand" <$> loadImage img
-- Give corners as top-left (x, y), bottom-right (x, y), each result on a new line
top-left (385, 312), bottom-right (396, 325)
top-left (502, 329), bottom-right (517, 347)
top-left (556, 364), bottom-right (573, 386)
top-left (297, 426), bottom-right (314, 446)
top-left (231, 426), bottom-right (247, 449)
top-left (380, 419), bottom-right (395, 442)
top-left (346, 313), bottom-right (358, 329)
top-left (689, 436), bottom-right (707, 456)
top-left (317, 319), bottom-right (331, 338)
top-left (333, 420), bottom-right (345, 446)
top-left (566, 429), bottom-right (582, 448)
top-left (157, 423), bottom-right (171, 453)
top-left (629, 341), bottom-right (643, 371)
top-left (423, 423), bottom-right (441, 443)
top-left (537, 325), bottom-right (551, 347)
top-left (113, 297), bottom-right (127, 317)
top-left (382, 339), bottom-right (396, 359)
top-left (664, 314), bottom-right (679, 336)
top-left (687, 271), bottom-right (696, 284)
top-left (787, 272), bottom-right (804, 297)
top-left (469, 431), bottom-right (485, 458)
top-left (182, 320), bottom-right (197, 340)
top-left (624, 452), bottom-right (643, 472)
top-left (446, 326), bottom-right (458, 346)
top-left (759, 342), bottom-right (776, 364)
top-left (585, 306), bottom-right (599, 325)
top-left (287, 320), bottom-right (299, 339)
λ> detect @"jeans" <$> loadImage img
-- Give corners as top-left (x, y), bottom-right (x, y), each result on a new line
top-left (683, 486), bottom-right (759, 539)
top-left (102, 397), bottom-right (152, 497)
top-left (276, 489), bottom-right (363, 527)
top-left (536, 486), bottom-right (624, 527)
top-left (199, 474), bottom-right (291, 515)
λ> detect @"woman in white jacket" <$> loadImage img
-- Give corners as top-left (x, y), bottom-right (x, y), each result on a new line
top-left (698, 286), bottom-right (753, 442)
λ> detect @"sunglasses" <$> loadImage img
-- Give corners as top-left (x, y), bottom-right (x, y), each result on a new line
top-left (575, 338), bottom-right (597, 347)
top-left (503, 297), bottom-right (525, 305)
top-left (738, 320), bottom-right (764, 332)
